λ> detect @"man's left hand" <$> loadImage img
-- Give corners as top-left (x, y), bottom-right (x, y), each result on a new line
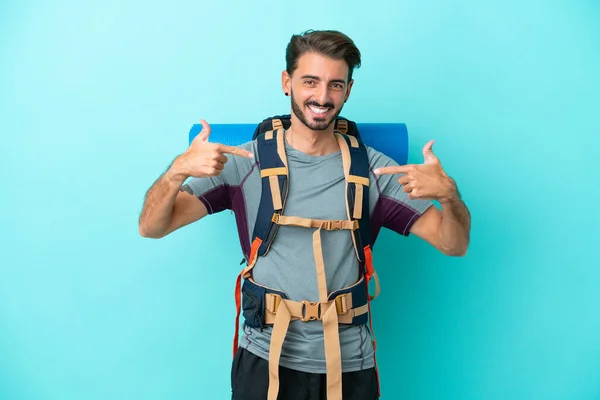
top-left (374, 140), bottom-right (457, 203)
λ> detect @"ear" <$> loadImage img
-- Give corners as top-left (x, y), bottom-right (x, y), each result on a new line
top-left (282, 70), bottom-right (291, 96)
top-left (344, 79), bottom-right (354, 103)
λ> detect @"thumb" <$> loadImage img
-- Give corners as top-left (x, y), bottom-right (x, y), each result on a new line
top-left (198, 119), bottom-right (211, 142)
top-left (422, 140), bottom-right (438, 164)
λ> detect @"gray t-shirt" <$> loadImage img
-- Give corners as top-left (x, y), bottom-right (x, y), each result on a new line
top-left (185, 132), bottom-right (433, 374)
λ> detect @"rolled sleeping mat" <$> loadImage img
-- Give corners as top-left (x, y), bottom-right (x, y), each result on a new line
top-left (188, 122), bottom-right (409, 165)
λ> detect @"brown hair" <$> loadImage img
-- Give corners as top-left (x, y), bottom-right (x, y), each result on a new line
top-left (285, 30), bottom-right (362, 82)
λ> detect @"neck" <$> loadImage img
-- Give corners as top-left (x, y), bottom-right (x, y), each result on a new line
top-left (286, 114), bottom-right (339, 156)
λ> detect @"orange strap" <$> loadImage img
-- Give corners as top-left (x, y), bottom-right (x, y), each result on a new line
top-left (364, 244), bottom-right (381, 396)
top-left (364, 245), bottom-right (374, 282)
top-left (233, 237), bottom-right (262, 357)
top-left (233, 271), bottom-right (243, 357)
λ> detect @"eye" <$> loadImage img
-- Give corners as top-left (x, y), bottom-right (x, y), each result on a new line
top-left (331, 83), bottom-right (344, 90)
top-left (304, 80), bottom-right (316, 86)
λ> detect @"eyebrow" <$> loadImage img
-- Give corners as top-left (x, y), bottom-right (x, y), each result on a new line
top-left (300, 75), bottom-right (346, 85)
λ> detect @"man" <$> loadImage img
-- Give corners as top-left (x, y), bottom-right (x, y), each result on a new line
top-left (139, 30), bottom-right (470, 400)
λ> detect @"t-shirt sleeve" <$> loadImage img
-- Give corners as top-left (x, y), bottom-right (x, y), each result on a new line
top-left (369, 147), bottom-right (434, 236)
top-left (181, 141), bottom-right (255, 215)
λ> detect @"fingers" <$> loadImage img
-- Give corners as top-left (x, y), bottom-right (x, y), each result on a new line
top-left (206, 156), bottom-right (226, 170)
top-left (374, 165), bottom-right (411, 176)
top-left (215, 153), bottom-right (228, 164)
top-left (216, 144), bottom-right (254, 159)
top-left (422, 140), bottom-right (439, 164)
top-left (398, 174), bottom-right (411, 186)
top-left (200, 159), bottom-right (225, 176)
top-left (422, 140), bottom-right (434, 154)
top-left (194, 120), bottom-right (253, 158)
top-left (198, 119), bottom-right (211, 142)
top-left (203, 153), bottom-right (227, 173)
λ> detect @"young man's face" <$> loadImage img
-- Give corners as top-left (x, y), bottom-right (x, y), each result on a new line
top-left (283, 52), bottom-right (354, 131)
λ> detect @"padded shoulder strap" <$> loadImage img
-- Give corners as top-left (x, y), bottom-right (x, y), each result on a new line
top-left (335, 132), bottom-right (372, 262)
top-left (251, 129), bottom-right (289, 257)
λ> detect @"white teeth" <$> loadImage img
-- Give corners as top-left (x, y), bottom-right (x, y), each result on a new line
top-left (309, 105), bottom-right (328, 114)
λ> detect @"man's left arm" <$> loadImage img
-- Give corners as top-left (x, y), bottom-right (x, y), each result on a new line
top-left (408, 181), bottom-right (471, 256)
top-left (374, 140), bottom-right (471, 257)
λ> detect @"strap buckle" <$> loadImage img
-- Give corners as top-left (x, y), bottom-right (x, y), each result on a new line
top-left (301, 300), bottom-right (320, 321)
top-left (330, 220), bottom-right (343, 231)
top-left (321, 220), bottom-right (359, 231)
top-left (322, 220), bottom-right (344, 231)
top-left (334, 294), bottom-right (351, 315)
top-left (266, 293), bottom-right (282, 313)
top-left (271, 213), bottom-right (280, 224)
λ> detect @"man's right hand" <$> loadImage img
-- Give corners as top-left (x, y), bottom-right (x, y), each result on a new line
top-left (168, 120), bottom-right (254, 183)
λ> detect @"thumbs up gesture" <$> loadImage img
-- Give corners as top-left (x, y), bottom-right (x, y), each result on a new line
top-left (374, 140), bottom-right (457, 203)
top-left (171, 120), bottom-right (254, 180)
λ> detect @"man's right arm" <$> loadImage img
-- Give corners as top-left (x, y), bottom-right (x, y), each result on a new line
top-left (138, 119), bottom-right (254, 239)
top-left (138, 161), bottom-right (208, 239)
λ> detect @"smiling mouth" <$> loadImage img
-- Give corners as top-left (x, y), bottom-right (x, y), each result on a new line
top-left (307, 104), bottom-right (332, 117)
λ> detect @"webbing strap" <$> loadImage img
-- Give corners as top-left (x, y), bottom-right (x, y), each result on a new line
top-left (266, 299), bottom-right (350, 400)
top-left (264, 295), bottom-right (369, 324)
top-left (336, 119), bottom-right (348, 134)
top-left (314, 228), bottom-right (328, 301)
top-left (273, 129), bottom-right (288, 212)
top-left (267, 217), bottom-right (345, 400)
top-left (272, 214), bottom-right (357, 231)
top-left (276, 128), bottom-right (288, 169)
top-left (260, 167), bottom-right (287, 178)
top-left (346, 174), bottom-right (368, 220)
top-left (335, 133), bottom-right (361, 261)
top-left (323, 302), bottom-right (342, 399)
top-left (336, 132), bottom-right (351, 179)
top-left (267, 300), bottom-right (291, 400)
top-left (353, 183), bottom-right (364, 220)
top-left (348, 133), bottom-right (359, 148)
top-left (269, 176), bottom-right (283, 211)
top-left (313, 219), bottom-right (342, 400)
top-left (347, 174), bottom-right (370, 187)
top-left (272, 118), bottom-right (283, 131)
top-left (262, 129), bottom-right (288, 213)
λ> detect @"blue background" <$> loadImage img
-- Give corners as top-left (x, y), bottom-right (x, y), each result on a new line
top-left (1, 1), bottom-right (599, 399)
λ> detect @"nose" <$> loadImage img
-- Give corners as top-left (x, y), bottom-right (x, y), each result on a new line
top-left (314, 83), bottom-right (331, 106)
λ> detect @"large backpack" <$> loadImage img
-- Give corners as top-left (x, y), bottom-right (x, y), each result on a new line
top-left (233, 115), bottom-right (381, 400)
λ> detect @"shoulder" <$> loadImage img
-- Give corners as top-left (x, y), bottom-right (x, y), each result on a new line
top-left (233, 140), bottom-right (259, 166)
top-left (365, 145), bottom-right (398, 170)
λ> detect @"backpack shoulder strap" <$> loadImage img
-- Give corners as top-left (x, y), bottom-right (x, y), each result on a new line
top-left (334, 131), bottom-right (373, 262)
top-left (250, 128), bottom-right (289, 260)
